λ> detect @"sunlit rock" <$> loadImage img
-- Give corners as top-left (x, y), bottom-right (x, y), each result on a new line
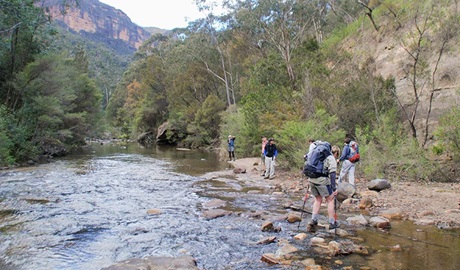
top-left (202, 209), bottom-right (231, 220)
top-left (380, 208), bottom-right (404, 220)
top-left (202, 199), bottom-right (227, 209)
top-left (146, 209), bottom-right (161, 215)
top-left (347, 214), bottom-right (368, 226)
top-left (293, 233), bottom-right (307, 240)
top-left (257, 236), bottom-right (277, 245)
top-left (286, 213), bottom-right (301, 223)
top-left (369, 216), bottom-right (391, 228)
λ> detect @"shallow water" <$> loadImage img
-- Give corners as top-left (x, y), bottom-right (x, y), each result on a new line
top-left (0, 142), bottom-right (459, 270)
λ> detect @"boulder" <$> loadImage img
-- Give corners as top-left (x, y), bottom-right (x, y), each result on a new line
top-left (337, 183), bottom-right (356, 200)
top-left (346, 214), bottom-right (369, 226)
top-left (286, 213), bottom-right (301, 223)
top-left (156, 121), bottom-right (181, 145)
top-left (380, 208), bottom-right (404, 220)
top-left (202, 199), bottom-right (227, 209)
top-left (359, 197), bottom-right (373, 209)
top-left (233, 167), bottom-right (247, 174)
top-left (369, 216), bottom-right (391, 228)
top-left (367, 179), bottom-right (391, 191)
top-left (202, 209), bottom-right (231, 220)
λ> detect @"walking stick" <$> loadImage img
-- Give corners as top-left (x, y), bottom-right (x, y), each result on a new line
top-left (297, 192), bottom-right (309, 230)
top-left (334, 196), bottom-right (338, 236)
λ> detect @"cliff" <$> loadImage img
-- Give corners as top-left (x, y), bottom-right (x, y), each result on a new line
top-left (41, 0), bottom-right (151, 53)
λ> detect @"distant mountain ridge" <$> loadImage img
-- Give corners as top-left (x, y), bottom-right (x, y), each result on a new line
top-left (41, 0), bottom-right (153, 54)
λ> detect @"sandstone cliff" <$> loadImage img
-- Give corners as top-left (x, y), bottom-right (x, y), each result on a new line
top-left (41, 0), bottom-right (151, 53)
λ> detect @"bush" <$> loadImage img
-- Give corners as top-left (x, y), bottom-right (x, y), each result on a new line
top-left (277, 109), bottom-right (345, 171)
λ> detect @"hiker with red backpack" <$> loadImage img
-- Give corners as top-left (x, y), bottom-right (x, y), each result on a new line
top-left (337, 137), bottom-right (360, 186)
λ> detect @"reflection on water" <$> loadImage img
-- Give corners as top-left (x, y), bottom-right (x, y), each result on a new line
top-left (355, 221), bottom-right (460, 270)
top-left (0, 142), bottom-right (459, 270)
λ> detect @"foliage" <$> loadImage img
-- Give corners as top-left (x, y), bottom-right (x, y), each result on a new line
top-left (276, 110), bottom-right (345, 171)
top-left (431, 107), bottom-right (460, 180)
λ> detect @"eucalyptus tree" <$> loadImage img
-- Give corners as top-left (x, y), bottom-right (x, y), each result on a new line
top-left (0, 0), bottom-right (50, 108)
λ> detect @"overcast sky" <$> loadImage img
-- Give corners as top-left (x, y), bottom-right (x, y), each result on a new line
top-left (98, 0), bottom-right (209, 29)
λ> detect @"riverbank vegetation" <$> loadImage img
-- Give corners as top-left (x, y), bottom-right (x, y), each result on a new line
top-left (1, 0), bottom-right (459, 182)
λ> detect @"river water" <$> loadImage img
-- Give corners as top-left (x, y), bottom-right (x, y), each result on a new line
top-left (0, 142), bottom-right (459, 270)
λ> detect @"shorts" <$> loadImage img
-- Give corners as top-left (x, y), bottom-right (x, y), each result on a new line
top-left (309, 182), bottom-right (333, 197)
top-left (228, 146), bottom-right (234, 152)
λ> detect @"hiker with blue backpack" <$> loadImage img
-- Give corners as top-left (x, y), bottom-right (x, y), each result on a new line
top-left (303, 141), bottom-right (341, 230)
top-left (337, 137), bottom-right (360, 186)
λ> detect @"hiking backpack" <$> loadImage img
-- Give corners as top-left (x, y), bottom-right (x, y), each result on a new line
top-left (303, 141), bottom-right (332, 178)
top-left (348, 141), bottom-right (360, 163)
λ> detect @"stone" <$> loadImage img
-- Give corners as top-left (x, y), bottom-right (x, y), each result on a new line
top-left (311, 237), bottom-right (326, 245)
top-left (261, 221), bottom-right (274, 231)
top-left (233, 167), bottom-right (246, 174)
top-left (261, 253), bottom-right (279, 265)
top-left (359, 197), bottom-right (373, 209)
top-left (293, 233), bottom-right (307, 240)
top-left (367, 179), bottom-right (391, 191)
top-left (380, 208), bottom-right (404, 220)
top-left (257, 236), bottom-right (277, 245)
top-left (337, 183), bottom-right (356, 199)
top-left (275, 243), bottom-right (298, 257)
top-left (346, 214), bottom-right (368, 226)
top-left (202, 209), bottom-right (231, 220)
top-left (414, 219), bottom-right (436, 226)
top-left (286, 213), bottom-right (301, 223)
top-left (360, 190), bottom-right (379, 198)
top-left (202, 199), bottom-right (227, 209)
top-left (369, 216), bottom-right (391, 228)
top-left (146, 209), bottom-right (161, 215)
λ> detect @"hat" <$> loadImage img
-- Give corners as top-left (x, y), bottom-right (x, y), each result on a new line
top-left (228, 135), bottom-right (232, 138)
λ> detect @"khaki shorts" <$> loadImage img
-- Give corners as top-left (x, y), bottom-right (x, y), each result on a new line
top-left (309, 182), bottom-right (333, 197)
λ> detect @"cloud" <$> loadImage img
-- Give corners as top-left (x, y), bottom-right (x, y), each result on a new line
top-left (99, 0), bottom-right (204, 29)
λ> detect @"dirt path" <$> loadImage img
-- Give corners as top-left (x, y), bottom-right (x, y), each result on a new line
top-left (229, 157), bottom-right (460, 229)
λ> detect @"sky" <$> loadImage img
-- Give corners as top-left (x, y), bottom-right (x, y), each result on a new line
top-left (98, 0), bottom-right (208, 29)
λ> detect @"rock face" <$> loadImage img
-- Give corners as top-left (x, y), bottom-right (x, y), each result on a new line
top-left (42, 0), bottom-right (151, 52)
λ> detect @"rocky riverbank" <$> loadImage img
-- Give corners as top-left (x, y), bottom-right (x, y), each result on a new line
top-left (229, 157), bottom-right (460, 229)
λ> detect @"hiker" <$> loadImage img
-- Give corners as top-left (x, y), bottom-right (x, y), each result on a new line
top-left (264, 138), bottom-right (278, 179)
top-left (260, 136), bottom-right (268, 176)
top-left (337, 137), bottom-right (359, 186)
top-left (228, 135), bottom-right (236, 161)
top-left (306, 143), bottom-right (340, 230)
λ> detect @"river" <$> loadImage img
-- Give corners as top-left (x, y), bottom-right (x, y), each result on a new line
top-left (0, 142), bottom-right (459, 270)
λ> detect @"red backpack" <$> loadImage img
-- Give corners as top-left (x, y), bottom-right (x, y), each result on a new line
top-left (348, 141), bottom-right (360, 163)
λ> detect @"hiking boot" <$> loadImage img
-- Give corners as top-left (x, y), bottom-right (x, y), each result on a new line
top-left (306, 219), bottom-right (318, 232)
top-left (308, 219), bottom-right (318, 226)
top-left (329, 222), bottom-right (340, 229)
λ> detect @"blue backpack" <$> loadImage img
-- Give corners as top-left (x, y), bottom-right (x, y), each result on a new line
top-left (303, 141), bottom-right (332, 178)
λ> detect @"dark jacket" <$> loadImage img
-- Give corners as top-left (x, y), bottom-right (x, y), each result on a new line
top-left (264, 143), bottom-right (278, 158)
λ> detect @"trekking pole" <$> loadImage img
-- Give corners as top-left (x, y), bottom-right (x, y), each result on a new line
top-left (334, 196), bottom-right (338, 236)
top-left (297, 192), bottom-right (309, 230)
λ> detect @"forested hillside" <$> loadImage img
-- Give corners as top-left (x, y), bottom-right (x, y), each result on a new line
top-left (107, 0), bottom-right (460, 182)
top-left (1, 0), bottom-right (103, 164)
